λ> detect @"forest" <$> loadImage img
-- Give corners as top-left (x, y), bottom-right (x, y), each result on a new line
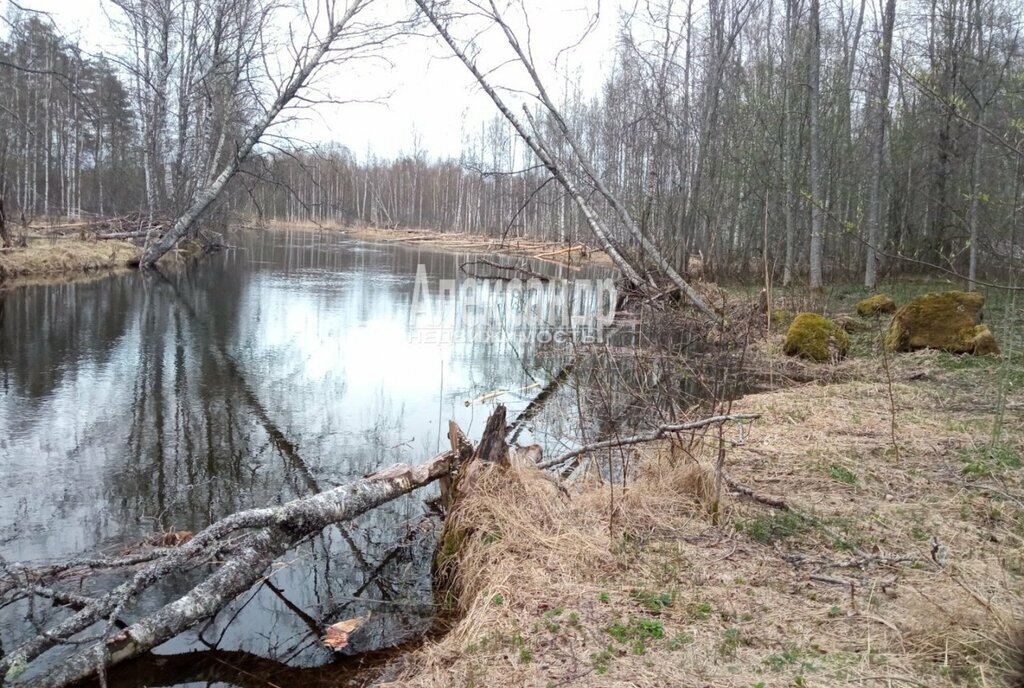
top-left (0, 1), bottom-right (1023, 687)
top-left (1, 0), bottom-right (1021, 284)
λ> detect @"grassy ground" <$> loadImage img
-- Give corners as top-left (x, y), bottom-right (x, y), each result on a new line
top-left (0, 237), bottom-right (139, 286)
top-left (388, 309), bottom-right (1024, 686)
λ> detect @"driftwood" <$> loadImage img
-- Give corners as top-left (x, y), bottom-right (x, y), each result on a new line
top-left (533, 244), bottom-right (588, 260)
top-left (96, 228), bottom-right (163, 240)
top-left (0, 451), bottom-right (462, 688)
top-left (459, 257), bottom-right (552, 282)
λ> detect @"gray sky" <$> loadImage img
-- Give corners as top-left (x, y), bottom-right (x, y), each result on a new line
top-left (12, 0), bottom-right (627, 160)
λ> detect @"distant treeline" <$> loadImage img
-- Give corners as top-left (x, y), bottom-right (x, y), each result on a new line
top-left (2, 1), bottom-right (1022, 284)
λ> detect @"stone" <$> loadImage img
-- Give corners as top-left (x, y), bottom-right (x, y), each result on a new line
top-left (783, 313), bottom-right (850, 363)
top-left (884, 291), bottom-right (1000, 355)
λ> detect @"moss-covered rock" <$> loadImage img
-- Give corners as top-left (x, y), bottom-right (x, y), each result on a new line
top-left (856, 294), bottom-right (897, 316)
top-left (783, 313), bottom-right (851, 363)
top-left (967, 325), bottom-right (1000, 356)
top-left (884, 291), bottom-right (1000, 355)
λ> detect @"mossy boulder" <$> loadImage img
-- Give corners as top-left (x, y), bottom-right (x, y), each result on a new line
top-left (884, 291), bottom-right (1000, 355)
top-left (783, 313), bottom-right (851, 363)
top-left (856, 294), bottom-right (896, 316)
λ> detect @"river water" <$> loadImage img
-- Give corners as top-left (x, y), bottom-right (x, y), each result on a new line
top-left (0, 230), bottom-right (620, 686)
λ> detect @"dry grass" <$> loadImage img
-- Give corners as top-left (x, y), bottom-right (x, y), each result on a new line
top-left (0, 238), bottom-right (139, 285)
top-left (390, 352), bottom-right (1024, 687)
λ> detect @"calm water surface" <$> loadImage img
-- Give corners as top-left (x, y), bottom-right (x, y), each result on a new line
top-left (0, 231), bottom-right (607, 686)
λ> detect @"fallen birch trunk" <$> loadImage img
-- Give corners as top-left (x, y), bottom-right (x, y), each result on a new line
top-left (2, 451), bottom-right (458, 688)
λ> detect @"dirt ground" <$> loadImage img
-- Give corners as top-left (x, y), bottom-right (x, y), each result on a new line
top-left (388, 339), bottom-right (1024, 687)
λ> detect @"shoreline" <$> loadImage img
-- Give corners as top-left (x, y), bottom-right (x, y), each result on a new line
top-left (0, 237), bottom-right (140, 288)
top-left (387, 344), bottom-right (1024, 687)
top-left (265, 221), bottom-right (615, 270)
top-left (1, 220), bottom-right (610, 288)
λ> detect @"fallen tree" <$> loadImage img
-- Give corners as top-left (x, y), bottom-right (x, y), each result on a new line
top-left (412, 0), bottom-right (723, 324)
top-left (138, 1), bottom-right (404, 267)
top-left (0, 452), bottom-right (458, 688)
top-left (1, 400), bottom-right (762, 687)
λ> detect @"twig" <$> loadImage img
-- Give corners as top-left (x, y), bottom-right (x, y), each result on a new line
top-left (536, 413), bottom-right (760, 470)
top-left (722, 473), bottom-right (789, 509)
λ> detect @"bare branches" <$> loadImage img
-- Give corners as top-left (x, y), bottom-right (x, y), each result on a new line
top-left (414, 0), bottom-right (722, 323)
top-left (412, 0), bottom-right (648, 287)
top-left (1, 451), bottom-right (458, 687)
top-left (139, 0), bottom-right (391, 265)
top-left (536, 413), bottom-right (760, 470)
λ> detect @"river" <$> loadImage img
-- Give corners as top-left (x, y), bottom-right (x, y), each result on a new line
top-left (0, 230), bottom-right (621, 686)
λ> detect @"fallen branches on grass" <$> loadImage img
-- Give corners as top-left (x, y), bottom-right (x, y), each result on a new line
top-left (536, 413), bottom-right (760, 470)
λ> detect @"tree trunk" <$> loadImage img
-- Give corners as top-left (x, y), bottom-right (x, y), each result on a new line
top-left (865, 0), bottom-right (896, 288)
top-left (967, 0), bottom-right (985, 291)
top-left (782, 0), bottom-right (799, 286)
top-left (0, 198), bottom-right (10, 248)
top-left (3, 451), bottom-right (459, 688)
top-left (808, 0), bottom-right (824, 289)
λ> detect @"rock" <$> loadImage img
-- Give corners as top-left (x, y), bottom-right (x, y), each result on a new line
top-left (856, 294), bottom-right (897, 316)
top-left (884, 291), bottom-right (1000, 355)
top-left (783, 313), bottom-right (851, 363)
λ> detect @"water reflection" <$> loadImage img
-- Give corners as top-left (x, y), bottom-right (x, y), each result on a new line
top-left (0, 230), bottom-right (608, 685)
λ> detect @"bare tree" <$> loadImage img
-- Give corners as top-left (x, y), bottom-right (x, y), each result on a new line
top-left (782, 0), bottom-right (802, 286)
top-left (412, 0), bottom-right (721, 322)
top-left (807, 0), bottom-right (824, 289)
top-left (139, 0), bottom-right (402, 266)
top-left (864, 0), bottom-right (896, 289)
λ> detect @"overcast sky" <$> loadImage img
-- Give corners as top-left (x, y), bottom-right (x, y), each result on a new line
top-left (12, 0), bottom-right (627, 160)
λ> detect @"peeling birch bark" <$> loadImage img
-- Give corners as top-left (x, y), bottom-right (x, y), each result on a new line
top-left (4, 451), bottom-right (457, 688)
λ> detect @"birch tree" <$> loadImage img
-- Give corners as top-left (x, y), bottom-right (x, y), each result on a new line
top-left (864, 0), bottom-right (896, 288)
top-left (412, 0), bottom-right (721, 322)
top-left (140, 0), bottom-right (403, 266)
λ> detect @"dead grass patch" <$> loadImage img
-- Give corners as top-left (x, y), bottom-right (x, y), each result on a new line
top-left (0, 238), bottom-right (138, 285)
top-left (391, 355), bottom-right (1024, 687)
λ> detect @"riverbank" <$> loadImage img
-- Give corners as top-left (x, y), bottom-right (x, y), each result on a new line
top-left (0, 237), bottom-right (139, 287)
top-left (385, 335), bottom-right (1023, 685)
top-left (1, 219), bottom-right (609, 287)
top-left (267, 221), bottom-right (615, 269)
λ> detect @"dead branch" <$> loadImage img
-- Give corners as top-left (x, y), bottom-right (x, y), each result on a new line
top-left (536, 413), bottom-right (760, 470)
top-left (459, 258), bottom-right (550, 282)
top-left (1, 451), bottom-right (460, 688)
top-left (722, 473), bottom-right (790, 510)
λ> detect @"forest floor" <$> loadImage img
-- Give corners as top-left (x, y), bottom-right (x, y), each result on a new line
top-left (385, 288), bottom-right (1024, 687)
